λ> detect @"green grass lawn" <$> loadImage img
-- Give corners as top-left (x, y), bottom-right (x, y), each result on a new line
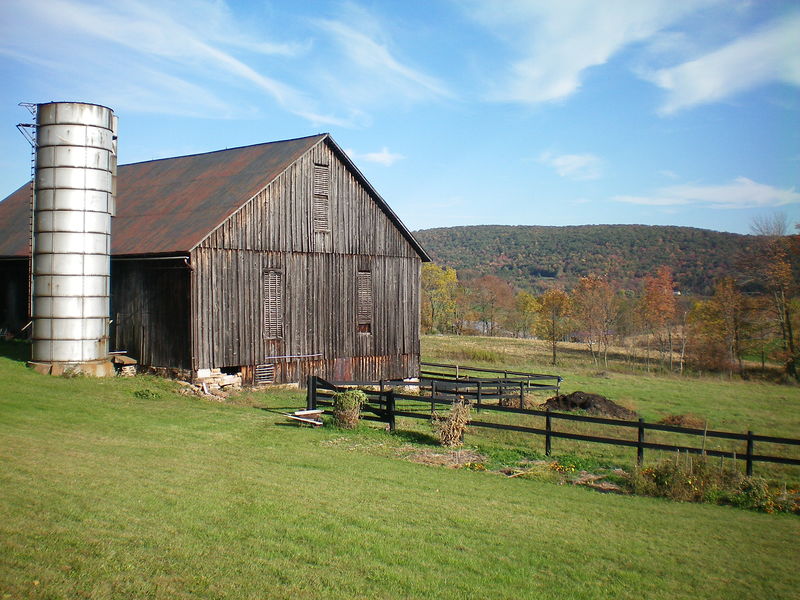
top-left (1, 342), bottom-right (800, 599)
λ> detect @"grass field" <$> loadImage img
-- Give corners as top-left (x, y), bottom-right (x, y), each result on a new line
top-left (1, 341), bottom-right (800, 599)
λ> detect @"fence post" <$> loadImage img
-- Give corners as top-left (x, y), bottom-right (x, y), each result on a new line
top-left (476, 380), bottom-right (482, 414)
top-left (746, 431), bottom-right (754, 476)
top-left (519, 382), bottom-right (524, 409)
top-left (431, 381), bottom-right (437, 415)
top-left (387, 389), bottom-right (396, 432)
top-left (545, 408), bottom-right (552, 456)
top-left (307, 376), bottom-right (318, 410)
top-left (637, 418), bottom-right (645, 466)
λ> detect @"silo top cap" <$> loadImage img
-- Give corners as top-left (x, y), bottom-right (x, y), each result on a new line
top-left (37, 102), bottom-right (114, 129)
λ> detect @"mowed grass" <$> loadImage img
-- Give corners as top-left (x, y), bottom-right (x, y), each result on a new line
top-left (1, 344), bottom-right (799, 599)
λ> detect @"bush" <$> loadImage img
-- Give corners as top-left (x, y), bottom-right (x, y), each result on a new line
top-left (433, 397), bottom-right (471, 447)
top-left (332, 389), bottom-right (367, 429)
top-left (627, 453), bottom-right (799, 513)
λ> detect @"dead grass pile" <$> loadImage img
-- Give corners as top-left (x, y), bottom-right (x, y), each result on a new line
top-left (405, 448), bottom-right (486, 468)
top-left (433, 397), bottom-right (472, 447)
top-left (332, 389), bottom-right (367, 429)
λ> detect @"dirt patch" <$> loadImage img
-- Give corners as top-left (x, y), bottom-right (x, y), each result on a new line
top-left (658, 414), bottom-right (707, 429)
top-left (572, 471), bottom-right (624, 493)
top-left (540, 391), bottom-right (638, 420)
top-left (405, 448), bottom-right (486, 468)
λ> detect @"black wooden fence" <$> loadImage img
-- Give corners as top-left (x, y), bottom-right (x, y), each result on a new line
top-left (306, 375), bottom-right (800, 476)
top-left (417, 361), bottom-right (562, 408)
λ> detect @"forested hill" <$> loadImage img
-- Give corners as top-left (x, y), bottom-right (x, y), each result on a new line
top-left (413, 224), bottom-right (761, 295)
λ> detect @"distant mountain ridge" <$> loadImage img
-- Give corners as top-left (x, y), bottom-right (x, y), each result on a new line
top-left (413, 224), bottom-right (761, 295)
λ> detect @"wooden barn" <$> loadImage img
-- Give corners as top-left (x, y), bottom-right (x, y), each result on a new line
top-left (0, 134), bottom-right (430, 384)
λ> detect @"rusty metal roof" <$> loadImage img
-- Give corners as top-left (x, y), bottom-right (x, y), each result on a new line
top-left (0, 134), bottom-right (429, 260)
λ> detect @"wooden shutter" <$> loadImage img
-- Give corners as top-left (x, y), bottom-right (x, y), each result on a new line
top-left (263, 270), bottom-right (283, 339)
top-left (357, 271), bottom-right (372, 332)
top-left (255, 363), bottom-right (275, 384)
top-left (313, 164), bottom-right (329, 195)
top-left (313, 164), bottom-right (330, 232)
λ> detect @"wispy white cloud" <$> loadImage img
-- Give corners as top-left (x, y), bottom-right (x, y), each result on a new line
top-left (314, 4), bottom-right (450, 109)
top-left (461, 0), bottom-right (718, 104)
top-left (345, 147), bottom-right (405, 167)
top-left (0, 0), bottom-right (346, 124)
top-left (539, 152), bottom-right (602, 180)
top-left (615, 177), bottom-right (800, 208)
top-left (646, 12), bottom-right (800, 114)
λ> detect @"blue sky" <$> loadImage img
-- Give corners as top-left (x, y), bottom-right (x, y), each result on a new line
top-left (0, 0), bottom-right (798, 234)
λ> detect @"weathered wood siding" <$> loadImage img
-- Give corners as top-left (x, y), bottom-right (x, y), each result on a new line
top-left (192, 139), bottom-right (422, 382)
top-left (111, 259), bottom-right (191, 369)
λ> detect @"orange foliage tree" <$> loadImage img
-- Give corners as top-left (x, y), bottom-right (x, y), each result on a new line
top-left (571, 275), bottom-right (620, 367)
top-left (642, 266), bottom-right (678, 370)
top-left (688, 277), bottom-right (747, 375)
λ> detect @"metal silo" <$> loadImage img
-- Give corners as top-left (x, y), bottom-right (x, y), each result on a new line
top-left (30, 102), bottom-right (117, 375)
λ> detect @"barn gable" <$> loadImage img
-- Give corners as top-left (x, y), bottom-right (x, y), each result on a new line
top-left (197, 136), bottom-right (426, 259)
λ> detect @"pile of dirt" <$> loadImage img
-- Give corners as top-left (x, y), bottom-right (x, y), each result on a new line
top-left (658, 414), bottom-right (707, 429)
top-left (540, 391), bottom-right (638, 420)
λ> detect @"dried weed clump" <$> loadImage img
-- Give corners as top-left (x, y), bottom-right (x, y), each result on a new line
top-left (627, 452), bottom-right (799, 514)
top-left (433, 397), bottom-right (472, 447)
top-left (332, 389), bottom-right (367, 429)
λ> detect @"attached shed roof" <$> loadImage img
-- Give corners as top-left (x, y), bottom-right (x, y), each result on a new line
top-left (0, 133), bottom-right (429, 260)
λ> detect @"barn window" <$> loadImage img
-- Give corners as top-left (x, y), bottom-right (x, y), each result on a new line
top-left (263, 270), bottom-right (283, 339)
top-left (313, 163), bottom-right (330, 233)
top-left (356, 270), bottom-right (372, 334)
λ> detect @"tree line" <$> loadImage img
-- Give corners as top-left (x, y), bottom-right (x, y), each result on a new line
top-left (421, 226), bottom-right (799, 380)
top-left (415, 224), bottom-right (761, 296)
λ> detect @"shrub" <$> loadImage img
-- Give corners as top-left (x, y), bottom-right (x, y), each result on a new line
top-left (332, 389), bottom-right (367, 429)
top-left (433, 397), bottom-right (471, 447)
top-left (627, 453), bottom-right (799, 513)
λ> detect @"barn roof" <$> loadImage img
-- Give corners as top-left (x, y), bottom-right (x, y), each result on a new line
top-left (0, 133), bottom-right (429, 260)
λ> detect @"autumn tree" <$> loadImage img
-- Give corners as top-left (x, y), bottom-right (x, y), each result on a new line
top-left (687, 277), bottom-right (747, 376)
top-left (571, 275), bottom-right (620, 367)
top-left (536, 288), bottom-right (571, 365)
top-left (642, 266), bottom-right (678, 370)
top-left (421, 263), bottom-right (459, 334)
top-left (510, 290), bottom-right (540, 337)
top-left (762, 239), bottom-right (798, 379)
top-left (465, 275), bottom-right (516, 336)
top-left (745, 214), bottom-right (799, 379)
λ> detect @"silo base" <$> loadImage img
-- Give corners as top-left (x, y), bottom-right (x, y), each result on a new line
top-left (28, 359), bottom-right (115, 377)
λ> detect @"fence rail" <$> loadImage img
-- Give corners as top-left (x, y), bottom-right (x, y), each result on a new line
top-left (306, 375), bottom-right (800, 476)
top-left (416, 361), bottom-right (563, 408)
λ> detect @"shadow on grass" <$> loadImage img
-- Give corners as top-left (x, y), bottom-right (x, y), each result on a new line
top-left (0, 340), bottom-right (30, 363)
top-left (390, 429), bottom-right (439, 446)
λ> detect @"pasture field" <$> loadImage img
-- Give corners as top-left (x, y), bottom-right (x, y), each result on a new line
top-left (421, 335), bottom-right (800, 485)
top-left (1, 341), bottom-right (799, 599)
